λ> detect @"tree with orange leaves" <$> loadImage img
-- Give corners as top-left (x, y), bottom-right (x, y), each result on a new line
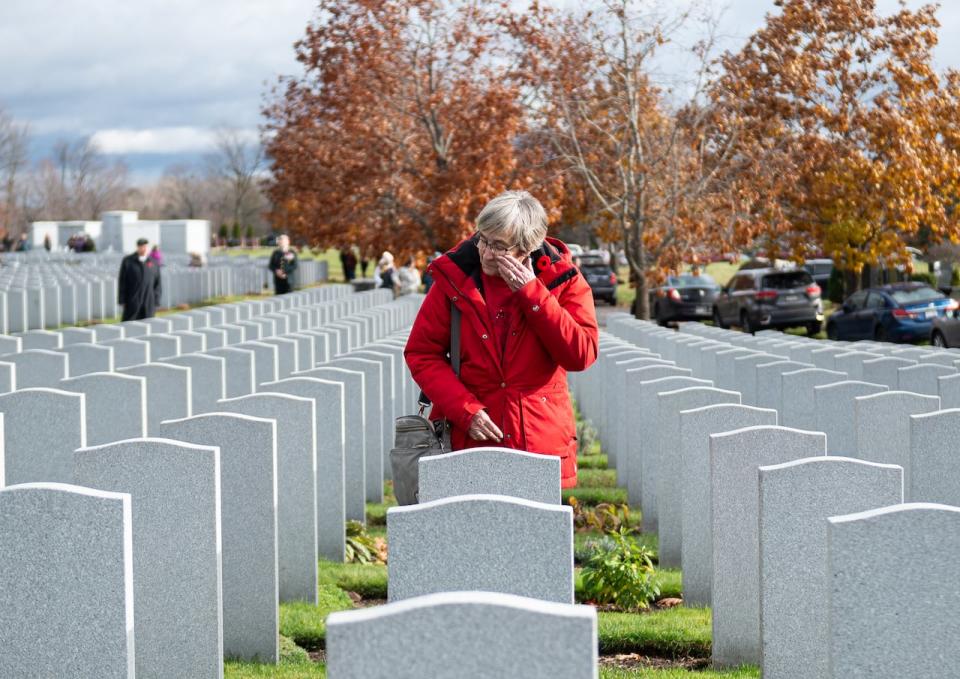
top-left (712, 0), bottom-right (960, 291)
top-left (504, 0), bottom-right (747, 319)
top-left (264, 0), bottom-right (563, 258)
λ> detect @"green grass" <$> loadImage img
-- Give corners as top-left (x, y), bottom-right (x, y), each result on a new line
top-left (279, 585), bottom-right (354, 650)
top-left (601, 667), bottom-right (759, 679)
top-left (565, 486), bottom-right (628, 505)
top-left (578, 468), bottom-right (618, 487)
top-left (317, 560), bottom-right (388, 600)
top-left (578, 453), bottom-right (609, 470)
top-left (598, 607), bottom-right (711, 657)
top-left (225, 636), bottom-right (326, 678)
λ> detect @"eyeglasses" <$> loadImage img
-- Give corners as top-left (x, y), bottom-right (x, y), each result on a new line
top-left (477, 236), bottom-right (518, 255)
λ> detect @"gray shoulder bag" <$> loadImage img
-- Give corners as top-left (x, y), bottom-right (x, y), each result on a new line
top-left (391, 303), bottom-right (461, 506)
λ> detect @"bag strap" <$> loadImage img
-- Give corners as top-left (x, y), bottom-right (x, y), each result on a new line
top-left (417, 301), bottom-right (461, 412)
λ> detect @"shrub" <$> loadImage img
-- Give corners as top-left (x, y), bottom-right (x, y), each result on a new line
top-left (574, 534), bottom-right (617, 564)
top-left (568, 497), bottom-right (633, 534)
top-left (910, 271), bottom-right (938, 287)
top-left (576, 418), bottom-right (599, 457)
top-left (951, 266), bottom-right (960, 288)
top-left (581, 526), bottom-right (661, 611)
top-left (827, 266), bottom-right (845, 303)
top-left (345, 520), bottom-right (387, 564)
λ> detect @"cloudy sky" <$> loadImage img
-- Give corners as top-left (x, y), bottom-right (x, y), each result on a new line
top-left (2, 0), bottom-right (958, 183)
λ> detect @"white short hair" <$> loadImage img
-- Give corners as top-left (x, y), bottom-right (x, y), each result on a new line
top-left (476, 191), bottom-right (548, 254)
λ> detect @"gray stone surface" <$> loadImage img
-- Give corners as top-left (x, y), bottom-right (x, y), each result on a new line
top-left (388, 494), bottom-right (574, 603)
top-left (18, 329), bottom-right (62, 350)
top-left (680, 404), bottom-right (777, 607)
top-left (217, 393), bottom-right (318, 604)
top-left (831, 351), bottom-right (882, 380)
top-left (205, 347), bottom-right (255, 397)
top-left (327, 357), bottom-right (387, 483)
top-left (236, 341), bottom-right (279, 385)
top-left (0, 483), bottom-right (134, 678)
top-left (419, 447), bottom-right (561, 504)
top-left (937, 372), bottom-right (960, 409)
top-left (0, 389), bottom-right (84, 484)
top-left (0, 361), bottom-right (14, 393)
top-left (780, 368), bottom-right (847, 430)
top-left (326, 591), bottom-right (597, 679)
top-left (734, 353), bottom-right (785, 406)
top-left (161, 353), bottom-right (226, 413)
top-left (58, 342), bottom-right (114, 376)
top-left (3, 348), bottom-right (68, 388)
top-left (261, 377), bottom-right (346, 561)
top-left (827, 503), bottom-right (960, 679)
top-left (296, 367), bottom-right (368, 515)
top-left (861, 356), bottom-right (917, 389)
top-left (139, 334), bottom-right (181, 360)
top-left (155, 414), bottom-right (279, 663)
top-left (715, 348), bottom-right (757, 391)
top-left (908, 408), bottom-right (960, 504)
top-left (102, 338), bottom-right (150, 368)
top-left (634, 375), bottom-right (711, 528)
top-left (120, 363), bottom-right (192, 435)
top-left (896, 362), bottom-right (956, 395)
top-left (854, 391), bottom-right (940, 475)
top-left (656, 386), bottom-right (741, 568)
top-left (710, 425), bottom-right (827, 667)
top-left (619, 365), bottom-right (690, 489)
top-left (60, 373), bottom-right (147, 446)
top-left (169, 330), bottom-right (206, 354)
top-left (74, 439), bottom-right (223, 679)
top-left (755, 361), bottom-right (813, 412)
top-left (758, 457), bottom-right (903, 679)
top-left (814, 381), bottom-right (888, 455)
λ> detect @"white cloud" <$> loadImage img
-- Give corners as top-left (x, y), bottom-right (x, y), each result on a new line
top-left (90, 126), bottom-right (259, 154)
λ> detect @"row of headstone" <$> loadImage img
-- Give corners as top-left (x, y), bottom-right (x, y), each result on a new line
top-left (326, 445), bottom-right (597, 678)
top-left (574, 314), bottom-right (960, 677)
top-left (0, 286), bottom-right (421, 675)
top-left (0, 250), bottom-right (329, 332)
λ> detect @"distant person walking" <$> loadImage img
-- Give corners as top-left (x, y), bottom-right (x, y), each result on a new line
top-left (118, 237), bottom-right (162, 321)
top-left (269, 234), bottom-right (298, 294)
top-left (396, 257), bottom-right (421, 296)
top-left (374, 251), bottom-right (396, 292)
top-left (149, 245), bottom-right (164, 267)
top-left (340, 246), bottom-right (358, 281)
top-left (43, 234), bottom-right (51, 252)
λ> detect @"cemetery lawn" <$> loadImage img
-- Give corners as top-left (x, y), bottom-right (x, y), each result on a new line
top-left (601, 667), bottom-right (759, 678)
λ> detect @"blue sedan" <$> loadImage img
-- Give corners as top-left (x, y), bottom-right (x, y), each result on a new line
top-left (826, 283), bottom-right (958, 342)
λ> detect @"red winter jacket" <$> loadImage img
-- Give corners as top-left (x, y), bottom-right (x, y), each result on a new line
top-left (404, 234), bottom-right (599, 487)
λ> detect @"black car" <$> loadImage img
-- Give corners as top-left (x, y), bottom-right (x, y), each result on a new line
top-left (577, 256), bottom-right (617, 305)
top-left (650, 273), bottom-right (721, 325)
top-left (713, 267), bottom-right (823, 334)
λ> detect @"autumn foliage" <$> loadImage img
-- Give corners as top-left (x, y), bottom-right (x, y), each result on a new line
top-left (263, 0), bottom-right (563, 257)
top-left (266, 0), bottom-right (960, 317)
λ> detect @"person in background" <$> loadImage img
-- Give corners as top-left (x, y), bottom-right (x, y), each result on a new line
top-left (404, 190), bottom-right (598, 489)
top-left (340, 246), bottom-right (358, 281)
top-left (149, 244), bottom-right (164, 267)
top-left (268, 233), bottom-right (298, 294)
top-left (118, 237), bottom-right (162, 321)
top-left (360, 249), bottom-right (373, 278)
top-left (82, 234), bottom-right (96, 252)
top-left (43, 234), bottom-right (51, 252)
top-left (15, 233), bottom-right (29, 251)
top-left (396, 256), bottom-right (422, 296)
top-left (422, 250), bottom-right (441, 293)
top-left (374, 251), bottom-right (396, 292)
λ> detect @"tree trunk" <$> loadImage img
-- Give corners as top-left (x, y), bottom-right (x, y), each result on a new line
top-left (633, 272), bottom-right (650, 320)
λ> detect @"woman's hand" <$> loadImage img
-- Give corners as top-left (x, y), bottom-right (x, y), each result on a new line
top-left (468, 409), bottom-right (504, 442)
top-left (496, 254), bottom-right (535, 292)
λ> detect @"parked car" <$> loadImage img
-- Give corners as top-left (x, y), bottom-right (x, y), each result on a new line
top-left (826, 283), bottom-right (958, 342)
top-left (931, 310), bottom-right (960, 348)
top-left (713, 267), bottom-right (823, 335)
top-left (577, 255), bottom-right (617, 305)
top-left (803, 258), bottom-right (834, 289)
top-left (650, 273), bottom-right (721, 325)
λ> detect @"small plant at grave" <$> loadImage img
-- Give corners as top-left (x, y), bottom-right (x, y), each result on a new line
top-left (581, 525), bottom-right (661, 611)
top-left (576, 418), bottom-right (599, 457)
top-left (574, 534), bottom-right (617, 563)
top-left (345, 520), bottom-right (387, 564)
top-left (568, 496), bottom-right (631, 533)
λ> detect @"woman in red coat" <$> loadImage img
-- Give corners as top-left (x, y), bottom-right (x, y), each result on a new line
top-left (404, 191), bottom-right (599, 488)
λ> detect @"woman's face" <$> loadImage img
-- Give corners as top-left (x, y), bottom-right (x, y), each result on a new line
top-left (478, 233), bottom-right (524, 277)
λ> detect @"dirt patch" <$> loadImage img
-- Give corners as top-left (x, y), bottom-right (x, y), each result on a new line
top-left (308, 649), bottom-right (326, 664)
top-left (351, 595), bottom-right (388, 609)
top-left (599, 654), bottom-right (710, 671)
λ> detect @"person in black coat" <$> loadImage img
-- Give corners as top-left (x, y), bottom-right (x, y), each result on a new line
top-left (118, 238), bottom-right (162, 321)
top-left (268, 234), bottom-right (298, 294)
